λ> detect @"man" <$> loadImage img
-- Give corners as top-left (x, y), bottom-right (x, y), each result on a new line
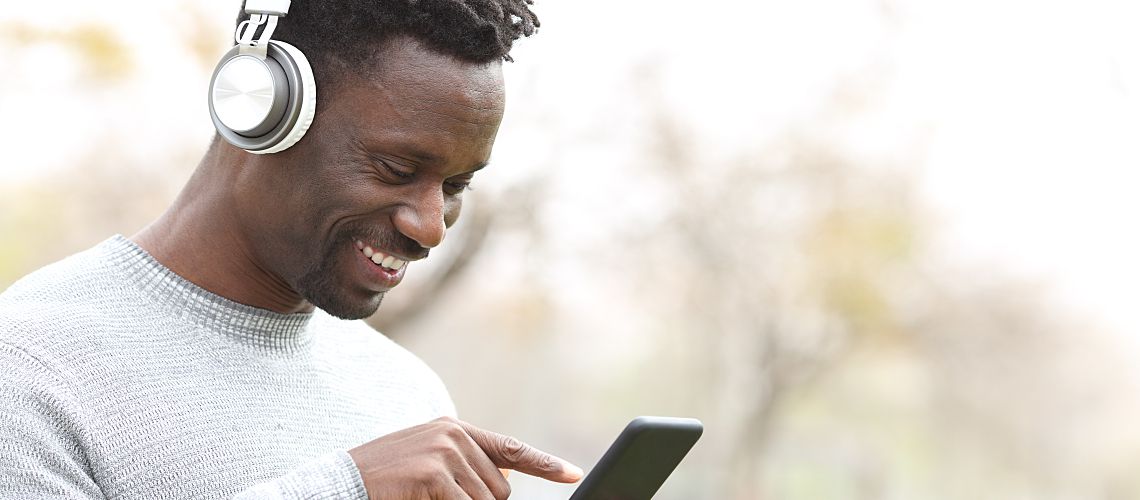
top-left (0, 1), bottom-right (582, 498)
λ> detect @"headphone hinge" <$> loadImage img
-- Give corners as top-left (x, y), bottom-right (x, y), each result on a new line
top-left (235, 14), bottom-right (279, 60)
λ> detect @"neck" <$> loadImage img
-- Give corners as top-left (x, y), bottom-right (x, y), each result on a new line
top-left (132, 141), bottom-right (314, 314)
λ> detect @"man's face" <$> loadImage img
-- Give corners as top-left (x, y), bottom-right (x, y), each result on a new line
top-left (239, 38), bottom-right (505, 319)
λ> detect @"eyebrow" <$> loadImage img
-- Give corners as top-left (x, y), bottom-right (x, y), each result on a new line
top-left (395, 146), bottom-right (490, 175)
top-left (354, 136), bottom-right (489, 174)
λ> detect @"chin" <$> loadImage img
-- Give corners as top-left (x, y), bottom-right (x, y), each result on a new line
top-left (296, 261), bottom-right (386, 320)
top-left (307, 288), bottom-right (386, 320)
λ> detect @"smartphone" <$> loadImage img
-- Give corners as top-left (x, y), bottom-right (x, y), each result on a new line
top-left (568, 416), bottom-right (703, 500)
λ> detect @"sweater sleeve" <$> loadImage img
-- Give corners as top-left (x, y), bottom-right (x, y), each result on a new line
top-left (232, 451), bottom-right (367, 499)
top-left (0, 343), bottom-right (104, 499)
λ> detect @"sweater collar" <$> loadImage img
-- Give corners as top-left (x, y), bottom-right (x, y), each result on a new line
top-left (100, 234), bottom-right (315, 351)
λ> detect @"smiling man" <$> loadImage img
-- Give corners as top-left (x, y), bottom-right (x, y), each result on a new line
top-left (0, 1), bottom-right (581, 499)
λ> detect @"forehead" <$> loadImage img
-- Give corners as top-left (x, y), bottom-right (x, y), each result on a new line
top-left (321, 38), bottom-right (505, 162)
top-left (368, 37), bottom-right (505, 109)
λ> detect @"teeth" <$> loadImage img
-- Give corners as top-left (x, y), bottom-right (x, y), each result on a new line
top-left (355, 240), bottom-right (364, 250)
top-left (359, 244), bottom-right (409, 271)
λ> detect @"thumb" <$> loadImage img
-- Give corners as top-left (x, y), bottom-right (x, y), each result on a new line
top-left (458, 421), bottom-right (583, 483)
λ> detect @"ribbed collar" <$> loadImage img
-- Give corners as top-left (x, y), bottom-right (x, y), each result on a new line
top-left (99, 234), bottom-right (315, 352)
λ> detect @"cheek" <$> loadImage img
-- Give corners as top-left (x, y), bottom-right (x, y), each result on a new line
top-left (298, 164), bottom-right (374, 227)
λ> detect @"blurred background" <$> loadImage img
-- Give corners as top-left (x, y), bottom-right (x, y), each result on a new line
top-left (3, 0), bottom-right (1140, 498)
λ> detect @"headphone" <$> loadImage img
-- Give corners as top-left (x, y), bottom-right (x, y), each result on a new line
top-left (208, 0), bottom-right (316, 154)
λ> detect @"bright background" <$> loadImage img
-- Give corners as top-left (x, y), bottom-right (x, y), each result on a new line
top-left (4, 1), bottom-right (1140, 498)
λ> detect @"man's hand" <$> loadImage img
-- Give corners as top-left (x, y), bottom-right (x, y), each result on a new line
top-left (348, 416), bottom-right (583, 499)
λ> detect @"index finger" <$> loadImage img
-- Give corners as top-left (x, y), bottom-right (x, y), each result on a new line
top-left (458, 420), bottom-right (583, 483)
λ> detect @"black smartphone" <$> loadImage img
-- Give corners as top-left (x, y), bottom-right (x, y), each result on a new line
top-left (568, 416), bottom-right (703, 500)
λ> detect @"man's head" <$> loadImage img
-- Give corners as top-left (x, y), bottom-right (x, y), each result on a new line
top-left (207, 1), bottom-right (539, 319)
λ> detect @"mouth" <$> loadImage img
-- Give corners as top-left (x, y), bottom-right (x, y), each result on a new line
top-left (354, 239), bottom-right (409, 273)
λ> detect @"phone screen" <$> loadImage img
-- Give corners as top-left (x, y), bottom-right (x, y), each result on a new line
top-left (568, 416), bottom-right (703, 500)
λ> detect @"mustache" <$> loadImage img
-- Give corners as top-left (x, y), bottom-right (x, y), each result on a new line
top-left (342, 223), bottom-right (430, 261)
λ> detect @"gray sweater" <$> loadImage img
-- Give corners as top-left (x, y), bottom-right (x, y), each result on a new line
top-left (0, 236), bottom-right (456, 499)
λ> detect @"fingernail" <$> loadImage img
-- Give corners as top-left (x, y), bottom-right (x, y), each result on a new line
top-left (563, 462), bottom-right (584, 480)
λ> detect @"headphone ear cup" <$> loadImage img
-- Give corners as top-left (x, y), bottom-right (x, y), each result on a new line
top-left (208, 40), bottom-right (317, 154)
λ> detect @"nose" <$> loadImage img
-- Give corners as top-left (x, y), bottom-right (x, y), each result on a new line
top-left (392, 185), bottom-right (447, 250)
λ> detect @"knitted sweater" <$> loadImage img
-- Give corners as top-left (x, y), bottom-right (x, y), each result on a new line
top-left (0, 235), bottom-right (456, 499)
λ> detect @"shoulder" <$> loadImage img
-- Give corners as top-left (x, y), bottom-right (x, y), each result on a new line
top-left (0, 237), bottom-right (128, 363)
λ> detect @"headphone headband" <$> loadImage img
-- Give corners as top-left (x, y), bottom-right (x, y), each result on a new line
top-left (244, 0), bottom-right (292, 17)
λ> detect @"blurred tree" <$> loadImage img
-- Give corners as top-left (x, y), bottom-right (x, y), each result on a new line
top-left (502, 58), bottom-right (1140, 498)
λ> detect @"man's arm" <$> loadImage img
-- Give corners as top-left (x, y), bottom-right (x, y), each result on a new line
top-left (0, 343), bottom-right (105, 499)
top-left (232, 451), bottom-right (367, 499)
top-left (1, 341), bottom-right (580, 500)
top-left (0, 342), bottom-right (364, 500)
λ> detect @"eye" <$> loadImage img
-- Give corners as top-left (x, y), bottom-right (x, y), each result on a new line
top-left (443, 179), bottom-right (474, 196)
top-left (369, 156), bottom-right (414, 183)
top-left (383, 161), bottom-right (414, 179)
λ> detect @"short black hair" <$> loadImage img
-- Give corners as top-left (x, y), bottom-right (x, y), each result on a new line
top-left (237, 0), bottom-right (539, 88)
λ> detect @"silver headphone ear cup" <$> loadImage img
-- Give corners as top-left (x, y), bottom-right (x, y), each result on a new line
top-left (208, 41), bottom-right (316, 153)
top-left (211, 54), bottom-right (290, 137)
